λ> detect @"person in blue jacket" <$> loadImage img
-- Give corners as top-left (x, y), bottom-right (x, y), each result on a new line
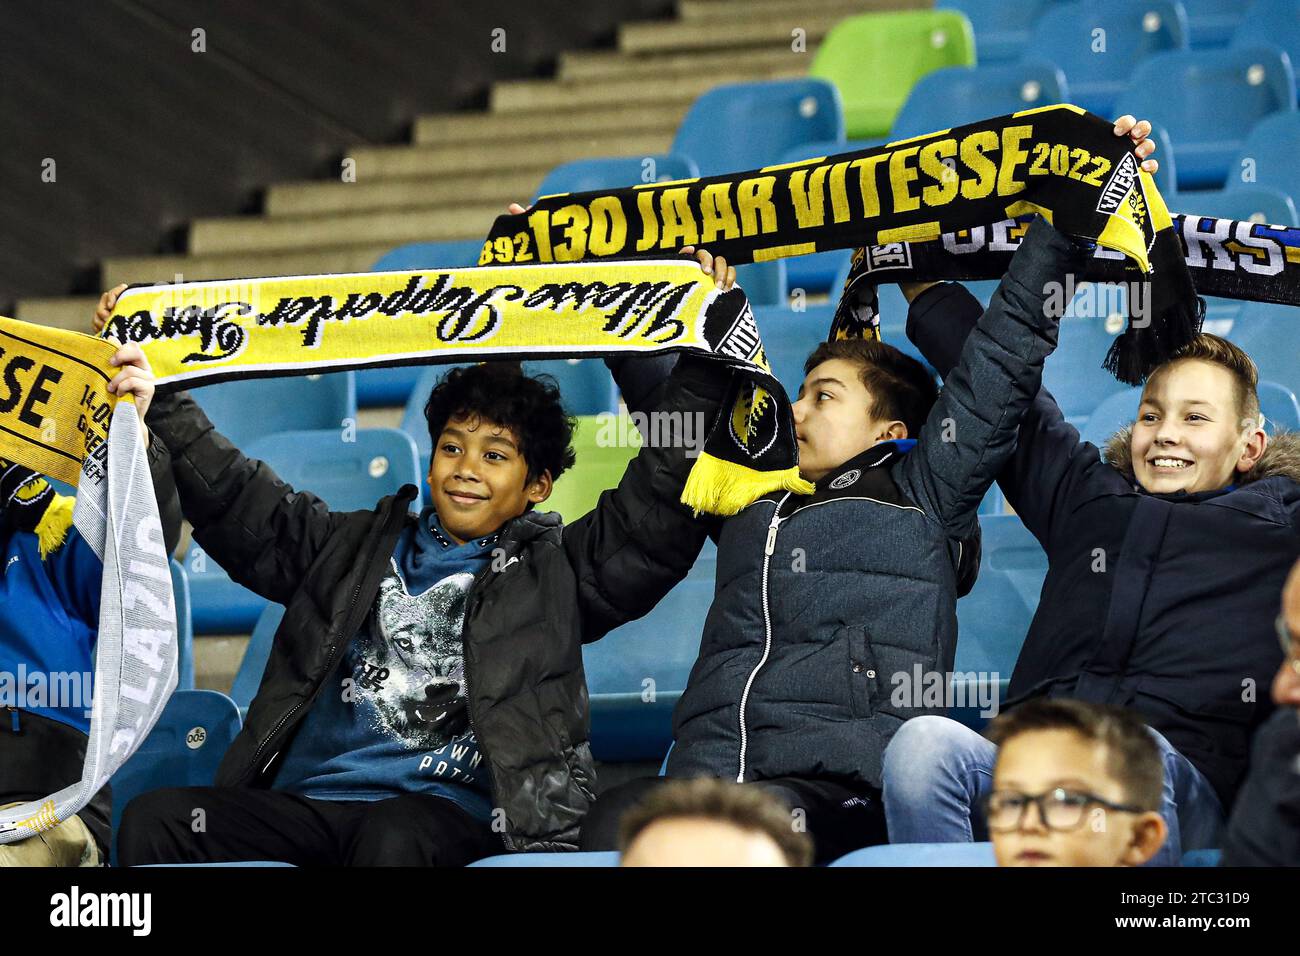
top-left (0, 368), bottom-right (180, 866)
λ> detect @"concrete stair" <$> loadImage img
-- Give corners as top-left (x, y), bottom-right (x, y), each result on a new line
top-left (16, 0), bottom-right (901, 323)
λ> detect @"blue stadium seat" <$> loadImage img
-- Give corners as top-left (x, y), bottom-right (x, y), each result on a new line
top-left (1044, 290), bottom-right (1132, 425)
top-left (1228, 109), bottom-right (1300, 198)
top-left (1231, 0), bottom-right (1300, 93)
top-left (1080, 380), bottom-right (1300, 449)
top-left (110, 689), bottom-right (242, 864)
top-left (1028, 0), bottom-right (1189, 117)
top-left (170, 559), bottom-right (194, 690)
top-left (830, 842), bottom-right (997, 866)
top-left (1182, 0), bottom-right (1247, 48)
top-left (186, 427), bottom-right (421, 634)
top-left (469, 851), bottom-right (620, 867)
top-left (736, 259), bottom-right (788, 307)
top-left (230, 603), bottom-right (285, 716)
top-left (583, 541), bottom-right (717, 760)
top-left (1170, 184), bottom-right (1298, 225)
top-left (357, 241), bottom-right (487, 407)
top-left (1181, 848), bottom-right (1224, 866)
top-left (1113, 46), bottom-right (1296, 190)
top-left (533, 153), bottom-right (699, 199)
top-left (672, 78), bottom-right (844, 176)
top-left (951, 514), bottom-right (1047, 728)
top-left (937, 0), bottom-right (1057, 63)
top-left (1225, 299), bottom-right (1300, 394)
top-left (188, 371), bottom-right (356, 455)
top-left (888, 60), bottom-right (1070, 141)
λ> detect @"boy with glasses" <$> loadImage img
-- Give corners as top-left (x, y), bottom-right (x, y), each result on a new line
top-left (984, 698), bottom-right (1167, 867)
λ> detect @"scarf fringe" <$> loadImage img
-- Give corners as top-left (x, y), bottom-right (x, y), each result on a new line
top-left (681, 452), bottom-right (814, 516)
top-left (35, 493), bottom-right (75, 559)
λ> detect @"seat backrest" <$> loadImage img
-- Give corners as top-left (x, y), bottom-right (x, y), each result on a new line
top-left (190, 372), bottom-right (356, 453)
top-left (672, 78), bottom-right (843, 176)
top-left (751, 303), bottom-right (838, 395)
top-left (170, 559), bottom-right (194, 690)
top-left (937, 0), bottom-right (1056, 63)
top-left (533, 153), bottom-right (699, 200)
top-left (830, 842), bottom-right (997, 866)
top-left (1229, 110), bottom-right (1300, 199)
top-left (1042, 293), bottom-right (1130, 422)
top-left (109, 689), bottom-right (242, 863)
top-left (954, 515), bottom-right (1047, 679)
top-left (583, 540), bottom-right (718, 697)
top-left (243, 427), bottom-right (424, 513)
top-left (1028, 0), bottom-right (1189, 116)
top-left (546, 414), bottom-right (639, 526)
top-left (1231, 0), bottom-right (1300, 78)
top-left (230, 603), bottom-right (286, 713)
top-left (1182, 0), bottom-right (1247, 48)
top-left (811, 10), bottom-right (976, 138)
top-left (1225, 299), bottom-right (1300, 395)
top-left (1113, 45), bottom-right (1295, 189)
top-left (889, 60), bottom-right (1069, 140)
top-left (1170, 184), bottom-right (1298, 227)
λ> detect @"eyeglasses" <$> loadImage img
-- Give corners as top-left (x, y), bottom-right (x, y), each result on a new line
top-left (982, 788), bottom-right (1147, 833)
top-left (1278, 614), bottom-right (1300, 676)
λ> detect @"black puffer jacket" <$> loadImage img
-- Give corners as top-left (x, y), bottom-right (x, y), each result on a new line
top-left (145, 358), bottom-right (725, 852)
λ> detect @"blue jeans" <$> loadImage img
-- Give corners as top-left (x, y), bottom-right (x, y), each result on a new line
top-left (880, 715), bottom-right (1224, 866)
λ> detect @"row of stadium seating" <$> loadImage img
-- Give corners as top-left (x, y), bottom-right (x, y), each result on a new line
top-left (107, 689), bottom-right (1225, 867)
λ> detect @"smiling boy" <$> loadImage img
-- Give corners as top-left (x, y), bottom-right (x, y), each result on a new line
top-left (885, 288), bottom-right (1300, 865)
top-left (107, 253), bottom-right (736, 863)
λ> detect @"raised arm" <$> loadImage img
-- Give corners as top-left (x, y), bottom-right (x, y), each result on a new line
top-left (905, 277), bottom-right (1117, 545)
top-left (897, 218), bottom-right (1088, 538)
top-left (145, 388), bottom-right (346, 604)
top-left (563, 352), bottom-right (729, 641)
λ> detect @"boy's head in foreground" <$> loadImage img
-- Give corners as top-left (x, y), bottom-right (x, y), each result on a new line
top-left (985, 699), bottom-right (1167, 867)
top-left (424, 363), bottom-right (576, 544)
top-left (792, 339), bottom-right (939, 482)
top-left (1132, 334), bottom-right (1268, 495)
top-left (619, 778), bottom-right (813, 867)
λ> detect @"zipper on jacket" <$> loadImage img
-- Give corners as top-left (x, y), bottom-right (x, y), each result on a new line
top-left (246, 492), bottom-right (414, 780)
top-left (736, 493), bottom-right (790, 782)
top-left (461, 549), bottom-right (514, 851)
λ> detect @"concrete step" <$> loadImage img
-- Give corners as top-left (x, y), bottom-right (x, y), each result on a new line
top-left (557, 44), bottom-right (806, 82)
top-left (101, 244), bottom-right (417, 289)
top-left (677, 0), bottom-right (922, 21)
top-left (346, 130), bottom-right (671, 179)
top-left (265, 169), bottom-right (543, 218)
top-left (491, 63), bottom-right (803, 112)
top-left (617, 11), bottom-right (849, 54)
top-left (14, 296), bottom-right (99, 332)
top-left (413, 103), bottom-right (685, 146)
top-left (189, 204), bottom-right (501, 256)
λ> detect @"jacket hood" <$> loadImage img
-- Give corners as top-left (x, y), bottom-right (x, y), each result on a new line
top-left (1102, 426), bottom-right (1300, 486)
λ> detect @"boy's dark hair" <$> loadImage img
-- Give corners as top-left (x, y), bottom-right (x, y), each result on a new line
top-left (986, 698), bottom-right (1164, 810)
top-left (618, 777), bottom-right (813, 866)
top-left (803, 339), bottom-right (939, 439)
top-left (424, 363), bottom-right (576, 484)
top-left (1145, 333), bottom-right (1261, 427)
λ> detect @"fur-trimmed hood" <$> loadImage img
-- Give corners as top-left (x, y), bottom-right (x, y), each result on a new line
top-left (1102, 426), bottom-right (1300, 486)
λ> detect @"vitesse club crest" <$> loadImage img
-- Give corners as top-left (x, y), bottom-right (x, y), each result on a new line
top-left (701, 289), bottom-right (784, 462)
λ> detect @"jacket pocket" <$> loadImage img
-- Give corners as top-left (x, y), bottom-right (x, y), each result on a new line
top-left (847, 627), bottom-right (880, 719)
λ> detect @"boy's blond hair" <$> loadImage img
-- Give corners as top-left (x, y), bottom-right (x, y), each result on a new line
top-left (1145, 334), bottom-right (1261, 428)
